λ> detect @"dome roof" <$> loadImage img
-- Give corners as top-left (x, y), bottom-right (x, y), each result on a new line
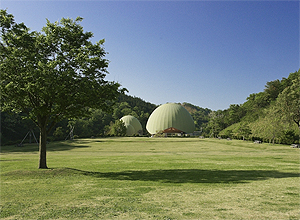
top-left (120, 115), bottom-right (143, 136)
top-left (146, 103), bottom-right (195, 134)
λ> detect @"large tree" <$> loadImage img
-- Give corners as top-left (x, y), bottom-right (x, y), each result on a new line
top-left (0, 10), bottom-right (125, 168)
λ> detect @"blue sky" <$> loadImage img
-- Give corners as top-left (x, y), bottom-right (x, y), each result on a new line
top-left (1, 1), bottom-right (299, 110)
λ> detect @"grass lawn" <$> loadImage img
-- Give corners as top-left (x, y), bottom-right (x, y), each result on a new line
top-left (1, 137), bottom-right (299, 219)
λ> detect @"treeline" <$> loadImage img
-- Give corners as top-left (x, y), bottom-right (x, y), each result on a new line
top-left (1, 95), bottom-right (155, 145)
top-left (1, 94), bottom-right (212, 145)
top-left (215, 69), bottom-right (300, 144)
top-left (1, 70), bottom-right (299, 145)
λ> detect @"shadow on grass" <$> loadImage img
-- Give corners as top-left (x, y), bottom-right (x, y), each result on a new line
top-left (67, 168), bottom-right (299, 184)
top-left (0, 142), bottom-right (90, 153)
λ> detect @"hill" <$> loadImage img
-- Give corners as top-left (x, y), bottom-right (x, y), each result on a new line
top-left (217, 69), bottom-right (299, 144)
top-left (181, 102), bottom-right (212, 133)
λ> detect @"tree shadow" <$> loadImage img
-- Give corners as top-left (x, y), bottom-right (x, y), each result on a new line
top-left (67, 168), bottom-right (299, 184)
top-left (47, 143), bottom-right (90, 152)
top-left (0, 142), bottom-right (90, 153)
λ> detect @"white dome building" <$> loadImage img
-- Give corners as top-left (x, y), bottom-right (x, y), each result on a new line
top-left (120, 115), bottom-right (143, 136)
top-left (146, 103), bottom-right (195, 134)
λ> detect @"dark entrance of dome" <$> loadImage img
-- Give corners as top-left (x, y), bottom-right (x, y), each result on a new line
top-left (163, 127), bottom-right (183, 133)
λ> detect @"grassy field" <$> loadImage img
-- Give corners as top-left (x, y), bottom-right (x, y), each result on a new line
top-left (1, 137), bottom-right (299, 219)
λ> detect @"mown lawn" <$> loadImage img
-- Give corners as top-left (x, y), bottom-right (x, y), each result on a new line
top-left (1, 137), bottom-right (299, 219)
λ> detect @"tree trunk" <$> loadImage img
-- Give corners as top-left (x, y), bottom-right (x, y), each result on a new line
top-left (298, 123), bottom-right (300, 144)
top-left (39, 124), bottom-right (48, 169)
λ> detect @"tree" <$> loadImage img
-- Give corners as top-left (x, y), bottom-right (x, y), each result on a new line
top-left (264, 79), bottom-right (282, 103)
top-left (276, 71), bottom-right (300, 140)
top-left (106, 120), bottom-right (126, 136)
top-left (254, 106), bottom-right (283, 144)
top-left (235, 122), bottom-right (252, 141)
top-left (0, 10), bottom-right (125, 168)
top-left (207, 110), bottom-right (225, 138)
top-left (224, 104), bottom-right (246, 126)
top-left (242, 92), bottom-right (269, 122)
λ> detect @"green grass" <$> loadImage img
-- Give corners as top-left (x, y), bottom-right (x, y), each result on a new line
top-left (1, 137), bottom-right (299, 219)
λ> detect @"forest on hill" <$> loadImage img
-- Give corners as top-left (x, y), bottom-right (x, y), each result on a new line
top-left (1, 70), bottom-right (299, 145)
top-left (217, 69), bottom-right (299, 144)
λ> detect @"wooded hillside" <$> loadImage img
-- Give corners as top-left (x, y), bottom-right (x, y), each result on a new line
top-left (218, 69), bottom-right (299, 144)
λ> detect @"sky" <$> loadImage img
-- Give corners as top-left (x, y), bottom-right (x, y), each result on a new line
top-left (1, 0), bottom-right (299, 110)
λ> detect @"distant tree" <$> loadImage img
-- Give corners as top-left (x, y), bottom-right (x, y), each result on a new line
top-left (276, 71), bottom-right (300, 133)
top-left (69, 108), bottom-right (113, 138)
top-left (256, 106), bottom-right (283, 144)
top-left (222, 129), bottom-right (233, 139)
top-left (224, 104), bottom-right (246, 126)
top-left (207, 111), bottom-right (225, 137)
top-left (107, 120), bottom-right (126, 136)
top-left (0, 10), bottom-right (125, 168)
top-left (191, 111), bottom-right (211, 131)
top-left (235, 122), bottom-right (252, 141)
top-left (264, 79), bottom-right (282, 103)
top-left (242, 92), bottom-right (269, 122)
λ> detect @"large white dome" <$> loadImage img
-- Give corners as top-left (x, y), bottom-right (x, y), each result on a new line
top-left (146, 103), bottom-right (195, 134)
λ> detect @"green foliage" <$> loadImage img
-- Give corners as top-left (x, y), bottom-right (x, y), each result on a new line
top-left (264, 79), bottom-right (282, 103)
top-left (253, 106), bottom-right (284, 144)
top-left (206, 110), bottom-right (226, 137)
top-left (106, 120), bottom-right (126, 136)
top-left (52, 127), bottom-right (64, 140)
top-left (235, 122), bottom-right (252, 141)
top-left (117, 94), bottom-right (157, 130)
top-left (0, 111), bottom-right (38, 144)
top-left (1, 11), bottom-right (121, 121)
top-left (276, 76), bottom-right (300, 129)
top-left (70, 108), bottom-right (113, 138)
top-left (0, 10), bottom-right (124, 168)
top-left (182, 102), bottom-right (211, 132)
top-left (219, 69), bottom-right (300, 144)
top-left (281, 130), bottom-right (298, 145)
